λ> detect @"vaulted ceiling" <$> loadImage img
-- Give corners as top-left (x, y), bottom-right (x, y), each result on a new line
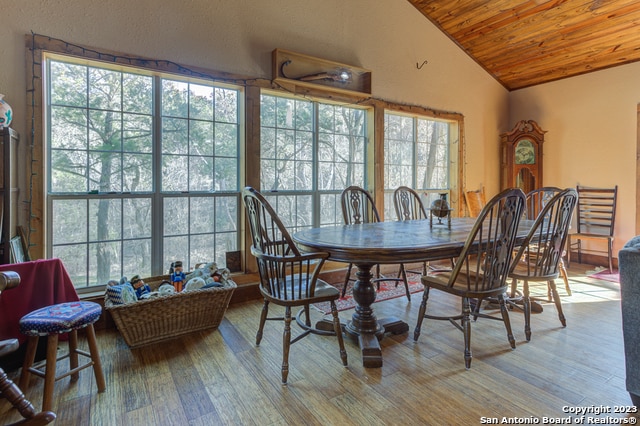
top-left (407, 0), bottom-right (640, 91)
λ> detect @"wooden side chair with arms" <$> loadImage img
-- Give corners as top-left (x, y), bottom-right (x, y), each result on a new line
top-left (242, 187), bottom-right (347, 384)
top-left (413, 188), bottom-right (526, 369)
top-left (509, 188), bottom-right (578, 341)
top-left (524, 187), bottom-right (571, 296)
top-left (567, 185), bottom-right (618, 272)
top-left (464, 186), bottom-right (486, 218)
top-left (341, 185), bottom-right (410, 300)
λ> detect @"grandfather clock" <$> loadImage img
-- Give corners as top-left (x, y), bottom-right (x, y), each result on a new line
top-left (500, 120), bottom-right (545, 193)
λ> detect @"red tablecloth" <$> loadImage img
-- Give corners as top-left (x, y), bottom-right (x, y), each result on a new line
top-left (0, 259), bottom-right (79, 344)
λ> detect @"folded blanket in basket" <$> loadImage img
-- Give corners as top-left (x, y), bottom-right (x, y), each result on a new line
top-left (106, 283), bottom-right (137, 305)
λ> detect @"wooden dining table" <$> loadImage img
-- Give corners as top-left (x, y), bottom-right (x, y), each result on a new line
top-left (292, 217), bottom-right (532, 368)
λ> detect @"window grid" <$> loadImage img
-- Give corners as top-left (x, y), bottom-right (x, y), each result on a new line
top-left (383, 112), bottom-right (452, 221)
top-left (46, 57), bottom-right (241, 289)
top-left (260, 94), bottom-right (367, 234)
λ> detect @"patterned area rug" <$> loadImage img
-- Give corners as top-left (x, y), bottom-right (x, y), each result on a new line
top-left (587, 268), bottom-right (619, 283)
top-left (313, 277), bottom-right (424, 314)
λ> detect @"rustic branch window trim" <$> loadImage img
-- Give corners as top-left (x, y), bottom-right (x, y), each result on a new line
top-left (26, 33), bottom-right (466, 284)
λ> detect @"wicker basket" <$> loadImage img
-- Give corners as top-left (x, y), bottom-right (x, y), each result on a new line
top-left (105, 274), bottom-right (236, 348)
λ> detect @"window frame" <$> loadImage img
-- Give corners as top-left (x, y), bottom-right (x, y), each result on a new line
top-left (42, 52), bottom-right (244, 291)
top-left (382, 109), bottom-right (460, 221)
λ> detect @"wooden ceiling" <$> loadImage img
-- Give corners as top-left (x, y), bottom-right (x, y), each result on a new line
top-left (407, 0), bottom-right (640, 90)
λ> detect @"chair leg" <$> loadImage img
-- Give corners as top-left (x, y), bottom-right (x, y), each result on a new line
top-left (548, 279), bottom-right (566, 327)
top-left (608, 240), bottom-right (614, 273)
top-left (509, 277), bottom-right (518, 298)
top-left (523, 279), bottom-right (531, 341)
top-left (497, 294), bottom-right (516, 350)
top-left (329, 301), bottom-right (348, 366)
top-left (413, 287), bottom-right (431, 341)
top-left (42, 334), bottom-right (59, 412)
top-left (577, 240), bottom-right (582, 264)
top-left (281, 306), bottom-right (292, 384)
top-left (68, 330), bottom-right (79, 382)
top-left (398, 264), bottom-right (411, 301)
top-left (559, 258), bottom-right (571, 296)
top-left (256, 300), bottom-right (269, 346)
top-left (84, 324), bottom-right (106, 393)
top-left (462, 297), bottom-right (472, 369)
top-left (19, 337), bottom-right (39, 391)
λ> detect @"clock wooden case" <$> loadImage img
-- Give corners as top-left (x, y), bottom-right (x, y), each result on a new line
top-left (500, 120), bottom-right (546, 194)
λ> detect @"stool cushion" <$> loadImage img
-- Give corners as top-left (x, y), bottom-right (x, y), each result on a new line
top-left (20, 301), bottom-right (102, 336)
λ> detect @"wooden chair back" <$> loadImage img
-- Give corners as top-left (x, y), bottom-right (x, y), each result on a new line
top-left (341, 185), bottom-right (381, 224)
top-left (525, 187), bottom-right (562, 220)
top-left (393, 186), bottom-right (428, 221)
top-left (514, 188), bottom-right (578, 279)
top-left (242, 187), bottom-right (328, 302)
top-left (448, 188), bottom-right (526, 293)
top-left (575, 185), bottom-right (618, 237)
top-left (464, 186), bottom-right (487, 218)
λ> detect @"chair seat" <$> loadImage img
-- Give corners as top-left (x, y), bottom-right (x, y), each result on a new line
top-left (421, 272), bottom-right (505, 299)
top-left (509, 260), bottom-right (559, 281)
top-left (262, 276), bottom-right (340, 303)
top-left (19, 301), bottom-right (102, 336)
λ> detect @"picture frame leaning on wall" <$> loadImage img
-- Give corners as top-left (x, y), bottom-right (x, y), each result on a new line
top-left (9, 235), bottom-right (25, 263)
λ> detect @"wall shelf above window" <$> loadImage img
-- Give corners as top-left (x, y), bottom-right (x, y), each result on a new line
top-left (272, 49), bottom-right (372, 97)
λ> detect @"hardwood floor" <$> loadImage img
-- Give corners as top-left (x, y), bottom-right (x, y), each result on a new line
top-left (1, 264), bottom-right (636, 425)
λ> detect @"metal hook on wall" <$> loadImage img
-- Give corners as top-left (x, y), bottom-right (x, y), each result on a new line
top-left (416, 60), bottom-right (428, 70)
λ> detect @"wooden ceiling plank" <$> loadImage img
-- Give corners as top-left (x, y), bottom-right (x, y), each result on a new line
top-left (442, 1), bottom-right (539, 31)
top-left (450, 0), bottom-right (569, 43)
top-left (478, 17), bottom-right (640, 70)
top-left (413, 0), bottom-right (519, 28)
top-left (462, 1), bottom-right (640, 52)
top-left (494, 43), bottom-right (640, 85)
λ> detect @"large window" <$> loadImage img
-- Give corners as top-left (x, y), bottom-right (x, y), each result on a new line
top-left (383, 111), bottom-right (456, 220)
top-left (46, 56), bottom-right (241, 289)
top-left (259, 93), bottom-right (368, 233)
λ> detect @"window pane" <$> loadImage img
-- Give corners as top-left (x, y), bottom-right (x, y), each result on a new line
top-left (89, 68), bottom-right (121, 111)
top-left (50, 62), bottom-right (87, 107)
top-left (123, 198), bottom-right (152, 238)
top-left (123, 153), bottom-right (152, 192)
top-left (52, 200), bottom-right (87, 244)
top-left (89, 199), bottom-right (122, 241)
top-left (162, 155), bottom-right (189, 192)
top-left (190, 197), bottom-right (215, 234)
top-left (51, 150), bottom-right (88, 193)
top-left (122, 239), bottom-right (152, 278)
top-left (123, 113), bottom-right (152, 153)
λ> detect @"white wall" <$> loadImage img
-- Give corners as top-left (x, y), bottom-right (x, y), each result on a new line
top-left (510, 63), bottom-right (640, 258)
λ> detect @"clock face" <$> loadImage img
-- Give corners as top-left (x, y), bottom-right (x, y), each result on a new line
top-left (515, 139), bottom-right (535, 164)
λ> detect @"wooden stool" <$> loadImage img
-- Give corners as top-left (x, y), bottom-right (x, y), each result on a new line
top-left (18, 301), bottom-right (106, 412)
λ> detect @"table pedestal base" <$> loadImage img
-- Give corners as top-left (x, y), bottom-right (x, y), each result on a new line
top-left (316, 316), bottom-right (409, 368)
top-left (317, 263), bottom-right (412, 367)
